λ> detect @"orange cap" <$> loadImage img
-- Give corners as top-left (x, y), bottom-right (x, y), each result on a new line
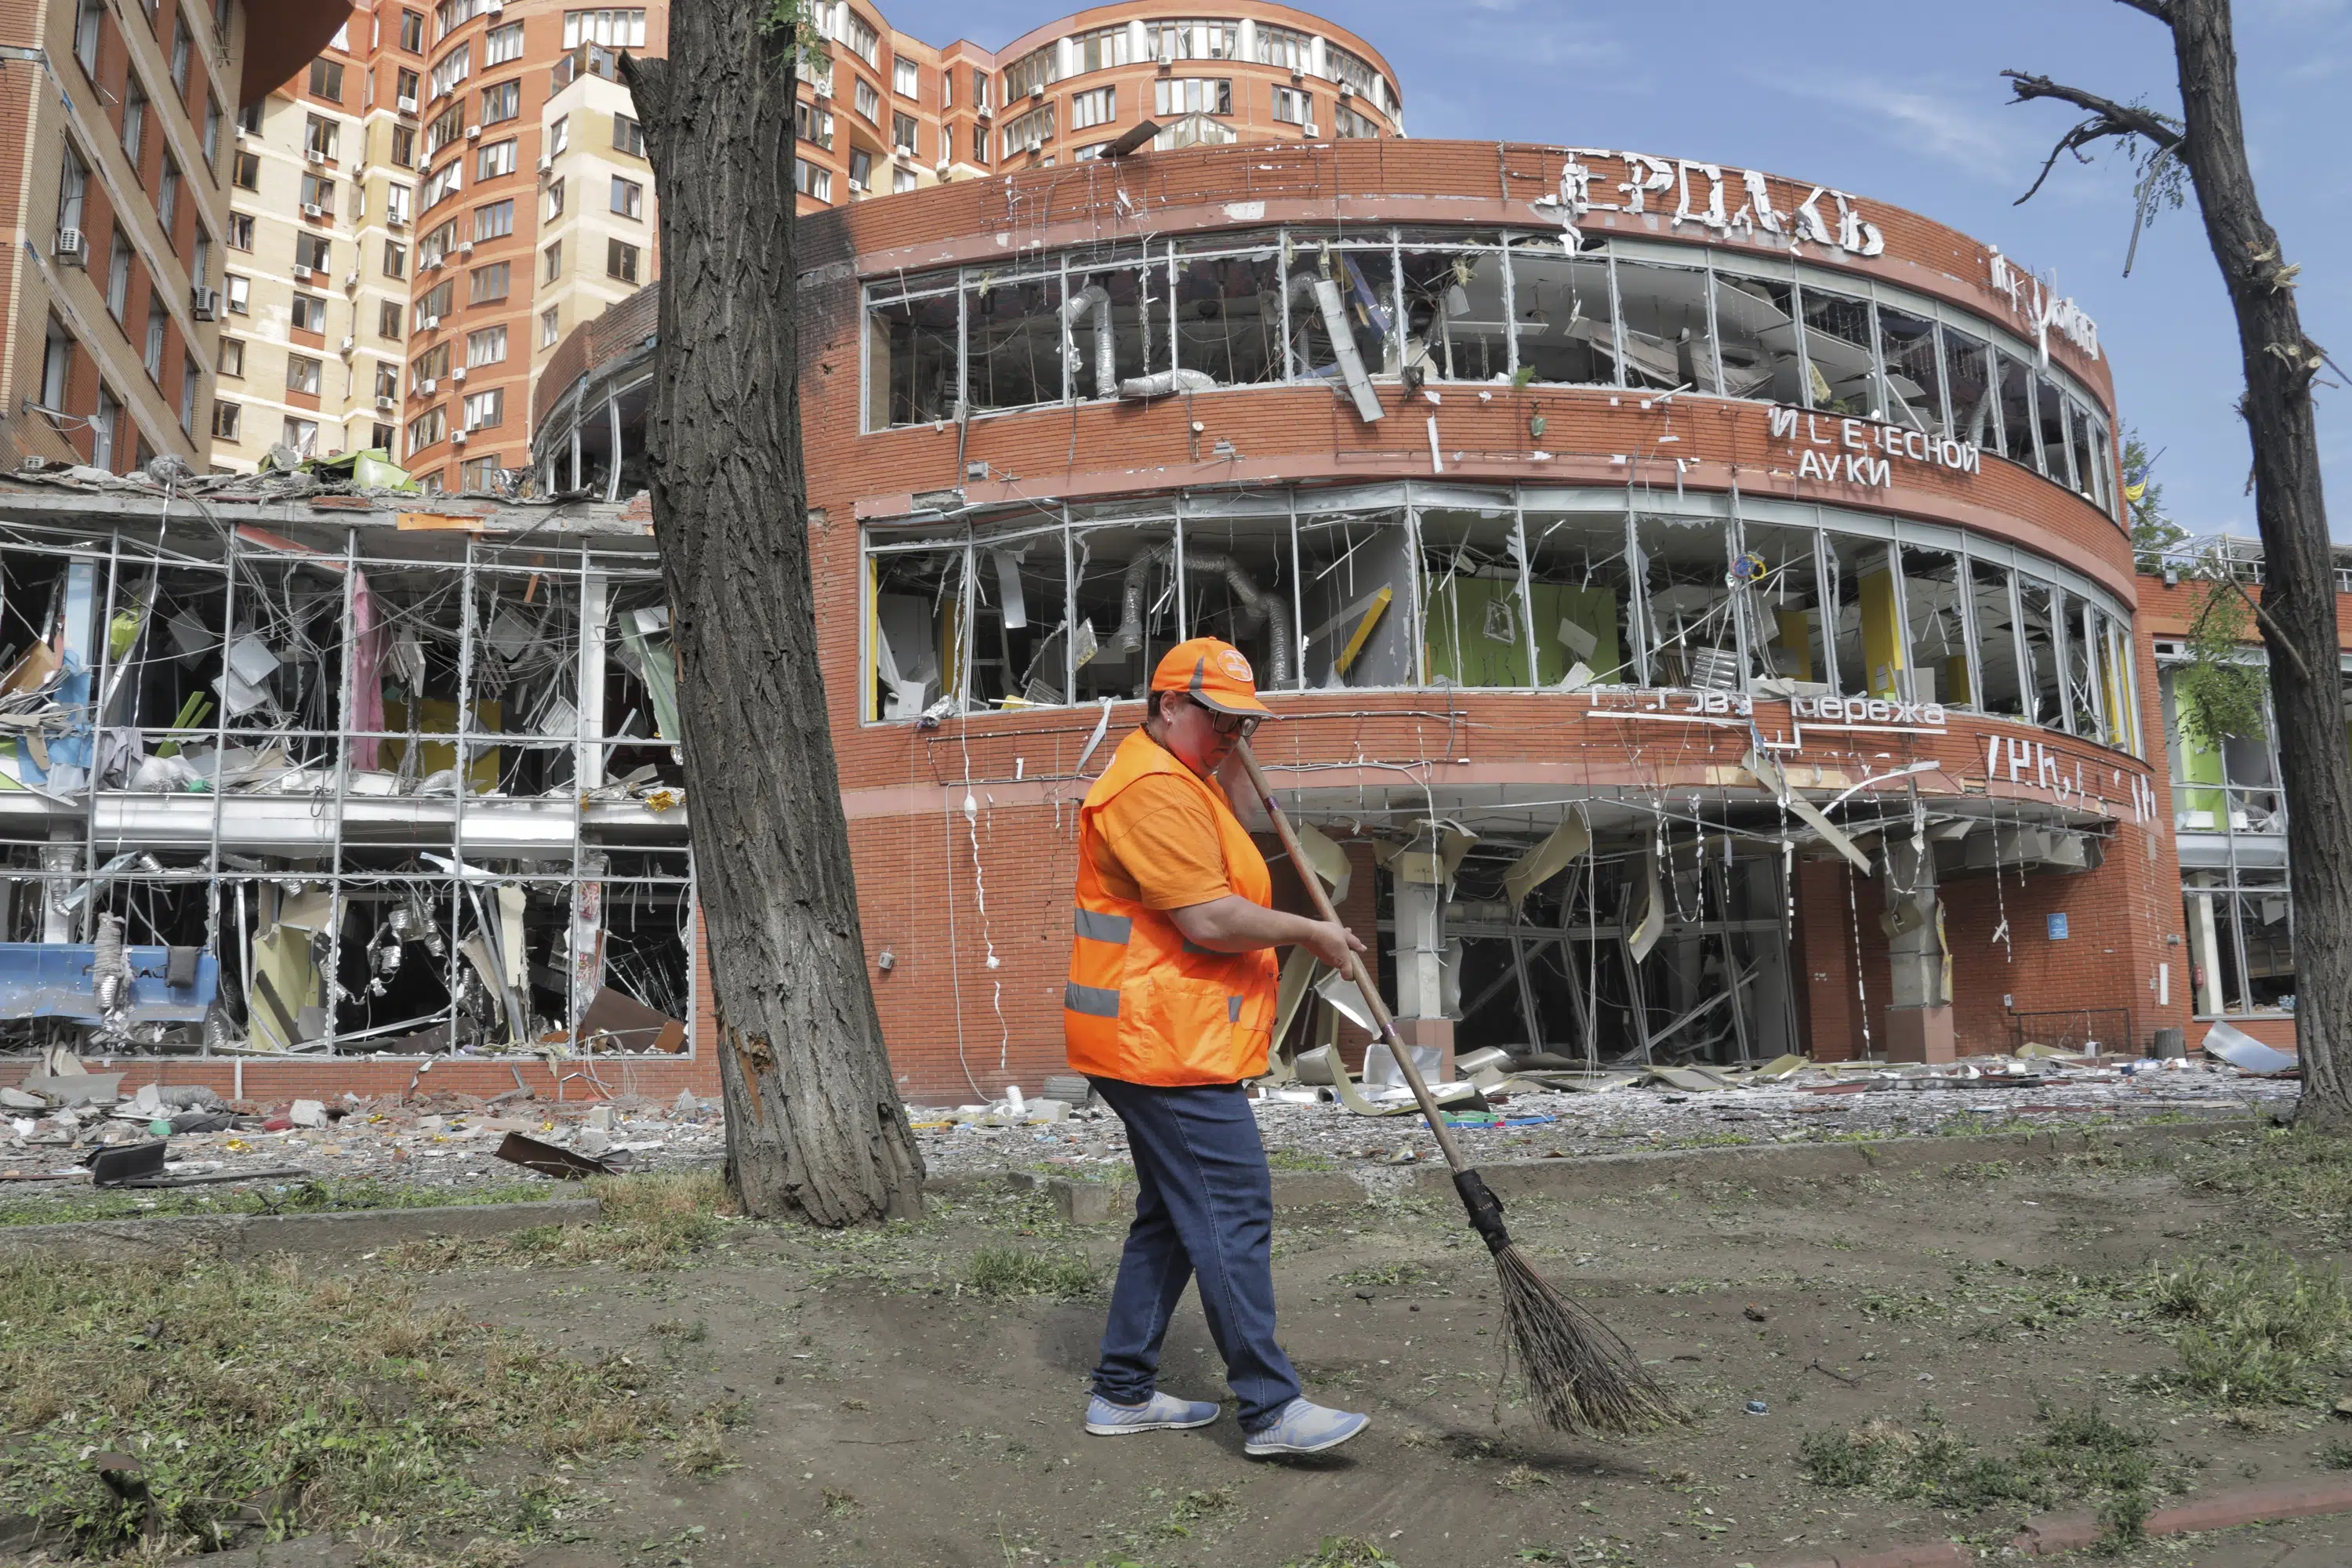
top-left (1152, 637), bottom-right (1271, 717)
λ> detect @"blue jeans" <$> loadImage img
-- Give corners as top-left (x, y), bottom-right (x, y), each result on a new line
top-left (1087, 1077), bottom-right (1304, 1432)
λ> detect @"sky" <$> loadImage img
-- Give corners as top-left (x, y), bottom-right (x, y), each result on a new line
top-left (875, 0), bottom-right (2351, 540)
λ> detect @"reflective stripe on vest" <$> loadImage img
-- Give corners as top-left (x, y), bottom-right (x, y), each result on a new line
top-left (1065, 982), bottom-right (1122, 1018)
top-left (1074, 908), bottom-right (1132, 945)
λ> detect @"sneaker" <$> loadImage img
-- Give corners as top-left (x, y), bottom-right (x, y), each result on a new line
top-left (1084, 1391), bottom-right (1221, 1436)
top-left (1243, 1398), bottom-right (1370, 1456)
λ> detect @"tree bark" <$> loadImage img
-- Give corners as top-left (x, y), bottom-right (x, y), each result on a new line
top-left (621, 7), bottom-right (925, 1219)
top-left (2164, 0), bottom-right (2350, 1125)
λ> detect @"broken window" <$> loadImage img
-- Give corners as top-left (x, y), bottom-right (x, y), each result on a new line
top-left (1064, 251), bottom-right (1167, 397)
top-left (2067, 399), bottom-right (2104, 509)
top-left (1799, 285), bottom-right (1877, 416)
top-left (869, 281), bottom-right (958, 427)
top-left (1824, 532), bottom-right (1902, 700)
top-left (1942, 326), bottom-right (1998, 451)
top-left (1508, 245), bottom-right (1617, 389)
top-left (1994, 347), bottom-right (2039, 470)
top-left (1610, 258), bottom-right (1715, 393)
top-left (1284, 245), bottom-right (1391, 392)
top-left (1896, 544), bottom-right (1968, 707)
top-left (1966, 557), bottom-right (2027, 719)
top-left (2101, 611), bottom-right (2140, 756)
top-left (464, 564), bottom-right (586, 796)
top-left (869, 539), bottom-right (966, 720)
top-left (1522, 505), bottom-right (1637, 688)
top-left (2016, 575), bottom-right (2064, 727)
top-left (1173, 510), bottom-right (1296, 692)
top-left (1877, 304), bottom-right (1945, 434)
top-left (1398, 239), bottom-right (1508, 384)
top-left (2034, 372), bottom-right (2074, 490)
top-left (1070, 515), bottom-right (1178, 704)
top-left (1736, 522), bottom-right (1830, 693)
top-left (964, 526), bottom-right (1071, 709)
top-left (2185, 872), bottom-right (2294, 1015)
top-left (966, 268), bottom-right (1062, 412)
top-left (2063, 591), bottom-right (2100, 739)
top-left (1171, 241), bottom-right (1285, 387)
top-left (1709, 270), bottom-right (1802, 404)
top-left (1295, 506), bottom-right (1414, 689)
top-left (1417, 503), bottom-right (1531, 688)
top-left (1636, 514), bottom-right (1738, 691)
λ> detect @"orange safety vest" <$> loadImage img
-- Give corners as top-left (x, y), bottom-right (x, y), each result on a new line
top-left (1065, 729), bottom-right (1279, 1086)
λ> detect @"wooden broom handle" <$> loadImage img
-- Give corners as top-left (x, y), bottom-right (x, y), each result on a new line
top-left (1236, 740), bottom-right (1472, 1176)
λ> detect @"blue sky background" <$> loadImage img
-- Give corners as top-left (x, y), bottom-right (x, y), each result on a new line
top-left (877, 0), bottom-right (2349, 540)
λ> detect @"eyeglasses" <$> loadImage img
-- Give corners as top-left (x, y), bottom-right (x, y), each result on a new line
top-left (1202, 708), bottom-right (1259, 739)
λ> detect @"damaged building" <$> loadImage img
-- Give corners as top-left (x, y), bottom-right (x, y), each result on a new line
top-left (0, 466), bottom-right (702, 1099)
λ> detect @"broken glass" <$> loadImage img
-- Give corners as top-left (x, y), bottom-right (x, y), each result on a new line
top-left (1876, 305), bottom-right (1945, 434)
top-left (1736, 522), bottom-right (1830, 693)
top-left (1966, 558), bottom-right (2027, 719)
top-left (1295, 506), bottom-right (1414, 688)
top-left (1285, 246), bottom-right (1392, 390)
top-left (1063, 258), bottom-right (1165, 398)
top-left (1172, 245), bottom-right (1285, 387)
top-left (1174, 511), bottom-right (1297, 692)
top-left (1417, 503), bottom-right (1531, 688)
top-left (1799, 285), bottom-right (1877, 416)
top-left (2017, 575), bottom-right (2063, 728)
top-left (1994, 348), bottom-right (2038, 470)
top-left (2066, 398), bottom-right (2103, 509)
top-left (1508, 245), bottom-right (1617, 389)
top-left (966, 269), bottom-right (1062, 412)
top-left (1521, 506), bottom-right (1638, 687)
top-left (1398, 242), bottom-right (1509, 383)
top-left (1070, 517), bottom-right (1177, 703)
top-left (2035, 372), bottom-right (2075, 491)
top-left (964, 527), bottom-right (1070, 710)
top-left (1896, 544), bottom-right (1968, 706)
top-left (1709, 270), bottom-right (1802, 405)
top-left (1610, 258), bottom-right (1716, 393)
top-left (1943, 326), bottom-right (1998, 452)
top-left (869, 543), bottom-right (966, 721)
top-left (1824, 532), bottom-right (1902, 700)
top-left (868, 283), bottom-right (958, 427)
top-left (1636, 514), bottom-right (1737, 691)
top-left (2064, 592), bottom-right (2100, 738)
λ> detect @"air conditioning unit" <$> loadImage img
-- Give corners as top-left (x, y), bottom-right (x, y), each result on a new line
top-left (302, 202), bottom-right (325, 218)
top-left (458, 240), bottom-right (474, 255)
top-left (422, 378), bottom-right (437, 393)
top-left (292, 263), bottom-right (313, 280)
top-left (339, 335), bottom-right (355, 354)
top-left (1304, 122), bottom-right (1319, 137)
top-left (1290, 68), bottom-right (1305, 84)
top-left (191, 286), bottom-right (218, 319)
top-left (451, 427), bottom-right (467, 443)
top-left (344, 269), bottom-right (360, 289)
top-left (234, 122), bottom-right (252, 139)
top-left (485, 1), bottom-right (501, 13)
top-left (536, 153), bottom-right (551, 173)
top-left (1339, 81), bottom-right (1356, 97)
top-left (53, 227), bottom-right (86, 264)
top-left (934, 158), bottom-right (949, 174)
top-left (1030, 84), bottom-right (1044, 99)
top-left (376, 394), bottom-right (395, 411)
top-left (452, 366), bottom-right (467, 382)
top-left (466, 125), bottom-right (481, 139)
top-left (397, 96), bottom-right (418, 114)
top-left (848, 177), bottom-right (866, 192)
top-left (307, 147), bottom-right (327, 163)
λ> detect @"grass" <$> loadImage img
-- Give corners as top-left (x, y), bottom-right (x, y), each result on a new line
top-left (1331, 1261), bottom-right (1433, 1288)
top-left (1282, 1539), bottom-right (1397, 1568)
top-left (967, 1244), bottom-right (1098, 1298)
top-left (0, 1250), bottom-right (671, 1558)
top-left (2190, 1127), bottom-right (2352, 1243)
top-left (1798, 1401), bottom-right (2157, 1541)
top-left (387, 1169), bottom-right (738, 1272)
top-left (2137, 1243), bottom-right (2352, 1406)
top-left (0, 1176), bottom-right (557, 1228)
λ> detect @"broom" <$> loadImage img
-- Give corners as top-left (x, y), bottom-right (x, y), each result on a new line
top-left (1236, 740), bottom-right (1679, 1437)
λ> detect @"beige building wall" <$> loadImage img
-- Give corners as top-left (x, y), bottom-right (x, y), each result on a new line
top-left (528, 67), bottom-right (655, 383)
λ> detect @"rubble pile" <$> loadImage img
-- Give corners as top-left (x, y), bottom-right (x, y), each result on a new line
top-left (1, 1073), bottom-right (724, 1193)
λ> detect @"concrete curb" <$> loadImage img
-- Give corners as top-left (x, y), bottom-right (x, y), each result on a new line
top-left (1759, 1473), bottom-right (2352, 1566)
top-left (0, 1197), bottom-right (601, 1261)
top-left (929, 1115), bottom-right (2246, 1223)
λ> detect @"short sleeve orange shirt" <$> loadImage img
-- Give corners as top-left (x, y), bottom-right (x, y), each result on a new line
top-left (1088, 772), bottom-right (1234, 911)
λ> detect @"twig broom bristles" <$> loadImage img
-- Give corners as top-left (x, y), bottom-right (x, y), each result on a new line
top-left (1236, 741), bottom-right (1679, 1437)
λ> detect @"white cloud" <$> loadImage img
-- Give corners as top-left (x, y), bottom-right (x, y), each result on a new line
top-left (1777, 74), bottom-right (2037, 187)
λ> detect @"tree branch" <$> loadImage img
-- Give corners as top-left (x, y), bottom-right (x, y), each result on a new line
top-left (2002, 71), bottom-right (2187, 204)
top-left (2112, 0), bottom-right (2173, 22)
top-left (2227, 577), bottom-right (2315, 684)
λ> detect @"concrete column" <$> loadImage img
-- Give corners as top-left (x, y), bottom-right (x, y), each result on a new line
top-left (41, 837), bottom-right (79, 943)
top-left (1385, 873), bottom-right (1454, 1083)
top-left (1882, 834), bottom-right (1955, 1063)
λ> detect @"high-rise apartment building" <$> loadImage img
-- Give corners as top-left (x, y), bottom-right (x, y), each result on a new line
top-left (0, 0), bottom-right (350, 473)
top-left (221, 1), bottom-right (1395, 489)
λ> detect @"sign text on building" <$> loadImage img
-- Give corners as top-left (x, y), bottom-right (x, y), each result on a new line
top-left (1768, 406), bottom-right (1983, 488)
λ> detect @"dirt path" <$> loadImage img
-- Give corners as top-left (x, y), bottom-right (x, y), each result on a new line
top-left (374, 1132), bottom-right (2352, 1568)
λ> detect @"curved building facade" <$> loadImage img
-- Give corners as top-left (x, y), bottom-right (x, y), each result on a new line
top-left (777, 137), bottom-right (2187, 1098)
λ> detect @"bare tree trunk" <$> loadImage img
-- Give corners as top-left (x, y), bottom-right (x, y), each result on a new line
top-left (2009, 0), bottom-right (2345, 1126)
top-left (621, 7), bottom-right (924, 1218)
top-left (2164, 0), bottom-right (2349, 1127)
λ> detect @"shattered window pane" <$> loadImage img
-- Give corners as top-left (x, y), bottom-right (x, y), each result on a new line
top-left (1896, 544), bottom-right (1967, 707)
top-left (2066, 399), bottom-right (2103, 508)
top-left (966, 270), bottom-right (1062, 412)
top-left (1417, 503), bottom-right (1530, 688)
top-left (2035, 372), bottom-right (2074, 491)
top-left (1799, 285), bottom-right (1876, 416)
top-left (1522, 506), bottom-right (1637, 688)
top-left (1738, 522), bottom-right (1830, 693)
top-left (869, 285), bottom-right (957, 427)
top-left (1176, 512), bottom-right (1297, 691)
top-left (1994, 348), bottom-right (2039, 471)
top-left (1636, 514), bottom-right (1737, 692)
top-left (1284, 247), bottom-right (1391, 390)
top-left (964, 528), bottom-right (1070, 709)
top-left (2016, 575), bottom-right (2064, 728)
top-left (1966, 558), bottom-right (2027, 719)
top-left (2063, 591), bottom-right (2100, 738)
top-left (1610, 259), bottom-right (1715, 394)
top-left (1943, 326), bottom-right (1998, 452)
top-left (1171, 247), bottom-right (1284, 387)
top-left (869, 544), bottom-right (965, 721)
top-left (1398, 242), bottom-right (1508, 384)
top-left (1824, 532), bottom-right (1901, 700)
top-left (1071, 518), bottom-right (1177, 704)
top-left (1064, 250), bottom-right (1167, 397)
top-left (1877, 304), bottom-right (1945, 434)
top-left (1710, 270), bottom-right (1802, 405)
top-left (1508, 245), bottom-right (1616, 389)
top-left (1295, 508), bottom-right (1414, 688)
